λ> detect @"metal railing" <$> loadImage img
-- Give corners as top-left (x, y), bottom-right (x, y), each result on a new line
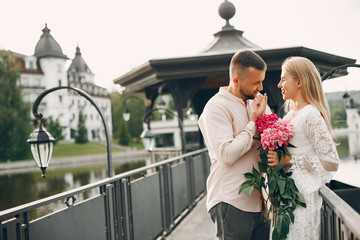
top-left (0, 148), bottom-right (210, 240)
top-left (319, 186), bottom-right (360, 240)
top-left (2, 148), bottom-right (360, 240)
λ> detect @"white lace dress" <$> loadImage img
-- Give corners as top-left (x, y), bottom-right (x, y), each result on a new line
top-left (277, 104), bottom-right (340, 240)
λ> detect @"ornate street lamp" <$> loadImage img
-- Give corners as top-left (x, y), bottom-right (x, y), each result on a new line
top-left (321, 63), bottom-right (360, 109)
top-left (27, 120), bottom-right (55, 178)
top-left (343, 92), bottom-right (351, 108)
top-left (140, 128), bottom-right (155, 151)
top-left (27, 86), bottom-right (113, 178)
top-left (122, 95), bottom-right (143, 122)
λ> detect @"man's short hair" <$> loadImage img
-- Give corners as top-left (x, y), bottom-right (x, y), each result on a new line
top-left (230, 50), bottom-right (267, 76)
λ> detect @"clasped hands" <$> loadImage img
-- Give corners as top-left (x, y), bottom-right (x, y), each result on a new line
top-left (250, 93), bottom-right (268, 122)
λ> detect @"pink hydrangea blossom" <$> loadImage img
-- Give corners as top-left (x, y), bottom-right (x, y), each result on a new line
top-left (255, 113), bottom-right (279, 133)
top-left (256, 114), bottom-right (294, 150)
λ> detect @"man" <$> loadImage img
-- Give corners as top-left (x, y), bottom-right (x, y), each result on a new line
top-left (198, 49), bottom-right (270, 239)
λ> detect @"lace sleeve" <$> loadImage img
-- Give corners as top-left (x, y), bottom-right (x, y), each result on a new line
top-left (290, 111), bottom-right (340, 183)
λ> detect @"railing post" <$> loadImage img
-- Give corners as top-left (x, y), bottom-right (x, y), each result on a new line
top-left (101, 184), bottom-right (112, 240)
top-left (113, 180), bottom-right (125, 240)
top-left (122, 177), bottom-right (133, 240)
top-left (158, 164), bottom-right (174, 232)
top-left (186, 156), bottom-right (196, 205)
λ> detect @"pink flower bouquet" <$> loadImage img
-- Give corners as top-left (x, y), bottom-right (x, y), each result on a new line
top-left (239, 114), bottom-right (306, 240)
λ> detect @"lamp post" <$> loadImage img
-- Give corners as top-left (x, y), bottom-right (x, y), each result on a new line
top-left (27, 86), bottom-right (113, 178)
top-left (343, 92), bottom-right (351, 108)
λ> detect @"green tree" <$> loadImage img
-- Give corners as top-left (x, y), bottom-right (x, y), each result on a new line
top-left (330, 107), bottom-right (347, 129)
top-left (118, 119), bottom-right (131, 145)
top-left (0, 50), bottom-right (32, 161)
top-left (46, 116), bottom-right (64, 144)
top-left (110, 92), bottom-right (145, 142)
top-left (75, 111), bottom-right (88, 143)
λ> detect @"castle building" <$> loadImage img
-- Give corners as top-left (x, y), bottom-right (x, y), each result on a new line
top-left (11, 24), bottom-right (112, 142)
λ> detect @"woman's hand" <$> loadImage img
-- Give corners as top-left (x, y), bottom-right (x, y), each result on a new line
top-left (267, 150), bottom-right (292, 167)
top-left (267, 150), bottom-right (280, 167)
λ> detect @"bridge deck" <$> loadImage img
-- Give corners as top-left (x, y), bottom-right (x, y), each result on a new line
top-left (167, 196), bottom-right (215, 240)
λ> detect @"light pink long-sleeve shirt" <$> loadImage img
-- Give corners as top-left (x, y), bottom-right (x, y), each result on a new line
top-left (198, 87), bottom-right (263, 213)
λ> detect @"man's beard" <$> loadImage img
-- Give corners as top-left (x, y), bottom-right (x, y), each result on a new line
top-left (240, 88), bottom-right (255, 100)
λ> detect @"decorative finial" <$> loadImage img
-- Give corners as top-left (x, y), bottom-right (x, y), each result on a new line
top-left (218, 0), bottom-right (236, 29)
top-left (76, 44), bottom-right (81, 55)
top-left (42, 23), bottom-right (50, 35)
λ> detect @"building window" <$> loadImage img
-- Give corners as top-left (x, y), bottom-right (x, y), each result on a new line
top-left (57, 64), bottom-right (62, 73)
top-left (59, 95), bottom-right (62, 103)
top-left (155, 133), bottom-right (174, 148)
top-left (34, 78), bottom-right (41, 87)
top-left (58, 79), bottom-right (62, 86)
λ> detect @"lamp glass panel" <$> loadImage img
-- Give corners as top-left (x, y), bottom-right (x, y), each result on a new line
top-left (149, 138), bottom-right (155, 151)
top-left (142, 138), bottom-right (150, 151)
top-left (30, 142), bottom-right (53, 168)
top-left (30, 143), bottom-right (41, 167)
top-left (123, 112), bottom-right (130, 122)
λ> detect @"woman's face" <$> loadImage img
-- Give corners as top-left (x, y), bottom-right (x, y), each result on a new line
top-left (278, 69), bottom-right (300, 101)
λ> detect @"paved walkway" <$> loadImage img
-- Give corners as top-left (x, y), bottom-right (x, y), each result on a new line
top-left (166, 196), bottom-right (215, 240)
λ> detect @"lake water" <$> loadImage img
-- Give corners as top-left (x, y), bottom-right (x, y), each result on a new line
top-left (332, 133), bottom-right (360, 188)
top-left (0, 161), bottom-right (145, 213)
top-left (0, 133), bottom-right (359, 215)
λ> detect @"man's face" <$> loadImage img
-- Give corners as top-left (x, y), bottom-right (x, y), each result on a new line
top-left (238, 67), bottom-right (265, 100)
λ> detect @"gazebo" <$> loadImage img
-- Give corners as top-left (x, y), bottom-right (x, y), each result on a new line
top-left (114, 1), bottom-right (356, 148)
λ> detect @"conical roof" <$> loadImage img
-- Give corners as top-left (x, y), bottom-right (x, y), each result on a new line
top-left (67, 46), bottom-right (93, 73)
top-left (34, 24), bottom-right (68, 59)
top-left (200, 0), bottom-right (259, 53)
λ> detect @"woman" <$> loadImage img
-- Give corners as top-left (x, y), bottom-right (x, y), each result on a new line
top-left (267, 56), bottom-right (339, 239)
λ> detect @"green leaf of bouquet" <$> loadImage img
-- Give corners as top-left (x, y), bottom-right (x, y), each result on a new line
top-left (252, 167), bottom-right (260, 178)
top-left (253, 137), bottom-right (261, 141)
top-left (275, 215), bottom-right (283, 235)
top-left (274, 161), bottom-right (285, 173)
top-left (258, 162), bottom-right (268, 173)
top-left (268, 177), bottom-right (277, 194)
top-left (286, 208), bottom-right (295, 223)
top-left (260, 151), bottom-right (268, 163)
top-left (287, 143), bottom-right (296, 148)
top-left (278, 179), bottom-right (286, 195)
top-left (245, 185), bottom-right (255, 196)
top-left (239, 180), bottom-right (253, 194)
top-left (280, 216), bottom-right (290, 237)
top-left (276, 149), bottom-right (283, 162)
top-left (244, 172), bottom-right (255, 179)
top-left (284, 147), bottom-right (291, 157)
top-left (272, 229), bottom-right (281, 240)
top-left (296, 192), bottom-right (307, 208)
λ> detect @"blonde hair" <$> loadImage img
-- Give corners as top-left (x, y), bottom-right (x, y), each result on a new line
top-left (282, 56), bottom-right (332, 132)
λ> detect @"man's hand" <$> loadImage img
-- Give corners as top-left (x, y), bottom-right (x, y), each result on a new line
top-left (250, 93), bottom-right (267, 121)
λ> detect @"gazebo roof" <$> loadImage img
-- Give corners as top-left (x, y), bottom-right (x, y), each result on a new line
top-left (113, 1), bottom-right (356, 94)
top-left (114, 46), bottom-right (356, 94)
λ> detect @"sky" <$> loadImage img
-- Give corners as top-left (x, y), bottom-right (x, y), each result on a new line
top-left (1, 0), bottom-right (360, 93)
